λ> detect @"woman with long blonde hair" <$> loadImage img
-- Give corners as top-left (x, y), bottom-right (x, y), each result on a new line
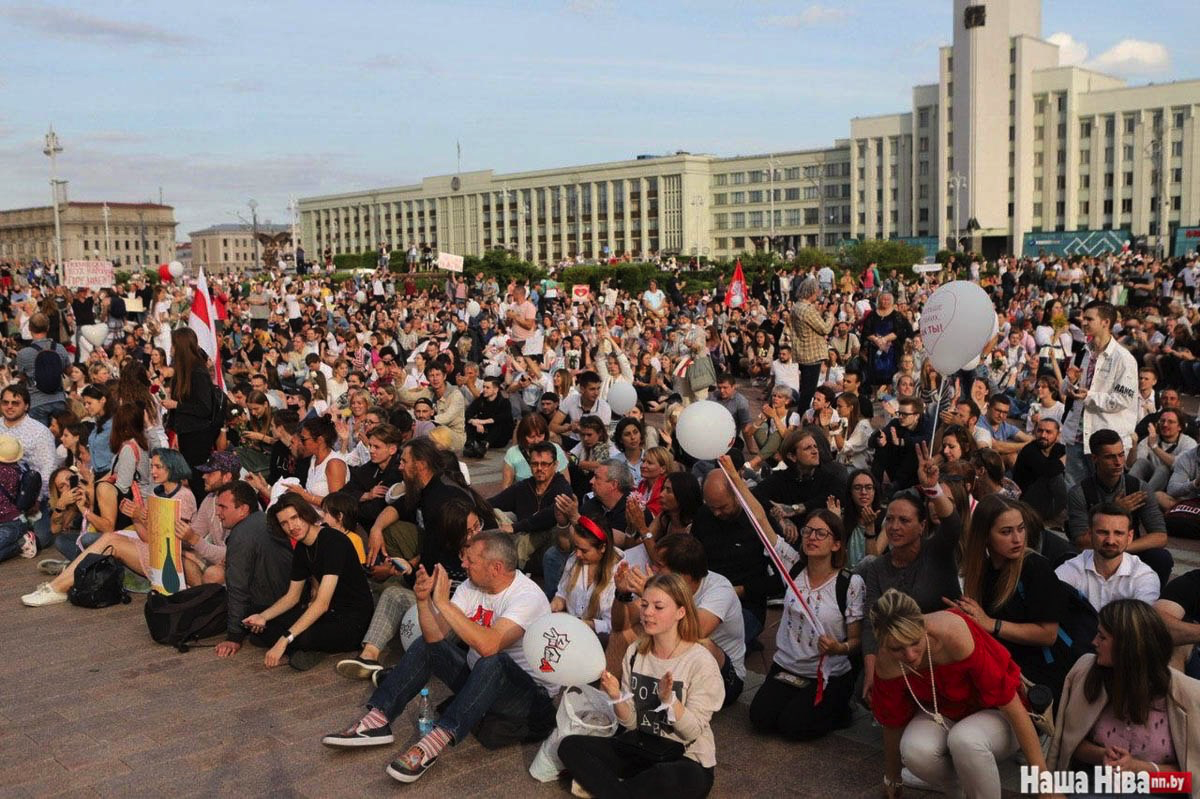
top-left (561, 572), bottom-right (723, 799)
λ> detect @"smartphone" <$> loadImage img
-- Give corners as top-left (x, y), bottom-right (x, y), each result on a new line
top-left (69, 474), bottom-right (80, 489)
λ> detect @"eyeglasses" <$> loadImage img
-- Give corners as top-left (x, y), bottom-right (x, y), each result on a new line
top-left (529, 461), bottom-right (554, 469)
top-left (851, 484), bottom-right (874, 492)
top-left (800, 526), bottom-right (832, 540)
top-left (899, 411), bottom-right (920, 418)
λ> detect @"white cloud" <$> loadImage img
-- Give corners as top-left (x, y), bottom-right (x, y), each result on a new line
top-left (763, 5), bottom-right (850, 28)
top-left (1047, 32), bottom-right (1088, 66)
top-left (566, 0), bottom-right (613, 14)
top-left (1048, 32), bottom-right (1169, 76)
top-left (1090, 39), bottom-right (1170, 75)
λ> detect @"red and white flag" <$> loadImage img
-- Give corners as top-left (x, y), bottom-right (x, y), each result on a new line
top-left (725, 259), bottom-right (747, 309)
top-left (189, 268), bottom-right (225, 390)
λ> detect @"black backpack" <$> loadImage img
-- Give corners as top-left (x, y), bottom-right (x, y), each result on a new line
top-left (68, 547), bottom-right (131, 608)
top-left (144, 584), bottom-right (228, 652)
top-left (32, 340), bottom-right (65, 395)
top-left (0, 462), bottom-right (42, 513)
top-left (1017, 578), bottom-right (1098, 669)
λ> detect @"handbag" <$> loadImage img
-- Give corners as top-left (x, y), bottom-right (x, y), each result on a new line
top-left (68, 546), bottom-right (132, 609)
top-left (529, 685), bottom-right (618, 782)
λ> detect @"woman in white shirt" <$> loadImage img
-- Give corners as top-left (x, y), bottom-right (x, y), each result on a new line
top-left (720, 457), bottom-right (863, 740)
top-left (1024, 376), bottom-right (1065, 433)
top-left (745, 385), bottom-right (800, 475)
top-left (551, 515), bottom-right (621, 642)
top-left (287, 416), bottom-right (347, 508)
top-left (834, 392), bottom-right (873, 470)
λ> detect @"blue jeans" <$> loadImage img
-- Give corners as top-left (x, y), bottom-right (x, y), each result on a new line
top-left (0, 518), bottom-right (29, 562)
top-left (368, 637), bottom-right (551, 743)
top-left (31, 498), bottom-right (53, 549)
top-left (1065, 443), bottom-right (1090, 491)
top-left (743, 605), bottom-right (764, 648)
top-left (30, 401), bottom-right (65, 429)
top-left (542, 546), bottom-right (569, 600)
top-left (55, 530), bottom-right (101, 561)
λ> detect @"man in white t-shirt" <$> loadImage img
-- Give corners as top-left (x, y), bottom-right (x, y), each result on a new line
top-left (769, 345), bottom-right (801, 395)
top-left (322, 532), bottom-right (555, 783)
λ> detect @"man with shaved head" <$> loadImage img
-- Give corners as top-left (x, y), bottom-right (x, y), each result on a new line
top-left (690, 468), bottom-right (779, 647)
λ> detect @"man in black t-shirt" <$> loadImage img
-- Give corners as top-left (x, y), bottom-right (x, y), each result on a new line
top-left (1156, 569), bottom-right (1200, 678)
top-left (1013, 419), bottom-right (1067, 523)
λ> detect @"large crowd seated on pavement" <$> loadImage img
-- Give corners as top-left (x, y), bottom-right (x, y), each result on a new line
top-left (0, 248), bottom-right (1198, 798)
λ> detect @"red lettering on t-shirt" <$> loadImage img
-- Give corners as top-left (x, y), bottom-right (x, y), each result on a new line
top-left (468, 605), bottom-right (495, 628)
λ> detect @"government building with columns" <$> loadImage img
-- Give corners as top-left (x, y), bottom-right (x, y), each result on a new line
top-left (300, 0), bottom-right (1200, 263)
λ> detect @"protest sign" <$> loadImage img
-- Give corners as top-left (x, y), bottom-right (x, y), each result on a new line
top-left (64, 260), bottom-right (114, 289)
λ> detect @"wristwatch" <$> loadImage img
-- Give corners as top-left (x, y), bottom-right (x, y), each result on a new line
top-left (284, 631), bottom-right (295, 644)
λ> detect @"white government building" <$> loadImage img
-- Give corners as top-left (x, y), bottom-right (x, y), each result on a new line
top-left (300, 0), bottom-right (1200, 263)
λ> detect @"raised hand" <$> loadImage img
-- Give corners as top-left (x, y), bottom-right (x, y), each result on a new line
top-left (657, 671), bottom-right (675, 704)
top-left (413, 566), bottom-right (434, 602)
top-left (915, 441), bottom-right (940, 490)
top-left (599, 670), bottom-right (622, 701)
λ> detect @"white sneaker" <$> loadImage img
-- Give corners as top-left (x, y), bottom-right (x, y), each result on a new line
top-left (18, 532), bottom-right (37, 559)
top-left (570, 781), bottom-right (594, 799)
top-left (21, 583), bottom-right (68, 607)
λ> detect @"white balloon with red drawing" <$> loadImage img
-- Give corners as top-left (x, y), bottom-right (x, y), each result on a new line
top-left (918, 280), bottom-right (997, 375)
top-left (521, 612), bottom-right (605, 687)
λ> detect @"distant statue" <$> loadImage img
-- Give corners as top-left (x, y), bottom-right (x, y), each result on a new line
top-left (256, 232), bottom-right (292, 268)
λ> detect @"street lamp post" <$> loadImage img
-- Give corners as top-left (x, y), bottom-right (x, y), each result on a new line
top-left (1144, 140), bottom-right (1164, 257)
top-left (804, 156), bottom-right (827, 251)
top-left (102, 202), bottom-right (111, 264)
top-left (766, 156), bottom-right (779, 255)
top-left (947, 172), bottom-right (967, 251)
top-left (248, 199), bottom-right (260, 269)
top-left (43, 126), bottom-right (64, 279)
top-left (689, 195), bottom-right (705, 260)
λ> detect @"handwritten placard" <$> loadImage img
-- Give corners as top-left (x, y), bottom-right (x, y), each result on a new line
top-left (64, 260), bottom-right (114, 289)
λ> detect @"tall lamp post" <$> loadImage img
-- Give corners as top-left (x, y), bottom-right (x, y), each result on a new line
top-left (766, 156), bottom-right (779, 255)
top-left (248, 199), bottom-right (260, 269)
top-left (947, 172), bottom-right (967, 251)
top-left (1144, 139), bottom-right (1164, 257)
top-left (43, 126), bottom-right (64, 278)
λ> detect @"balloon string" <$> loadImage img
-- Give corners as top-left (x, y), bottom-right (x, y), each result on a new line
top-left (721, 471), bottom-right (830, 705)
top-left (928, 373), bottom-right (950, 451)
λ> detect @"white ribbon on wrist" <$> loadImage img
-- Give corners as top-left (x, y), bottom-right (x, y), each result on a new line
top-left (607, 692), bottom-right (633, 705)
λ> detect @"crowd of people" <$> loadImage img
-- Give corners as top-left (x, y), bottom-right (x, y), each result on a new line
top-left (1, 248), bottom-right (1199, 797)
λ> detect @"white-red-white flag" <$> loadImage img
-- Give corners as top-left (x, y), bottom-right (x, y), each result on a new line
top-left (725, 259), bottom-right (747, 309)
top-left (188, 268), bottom-right (225, 390)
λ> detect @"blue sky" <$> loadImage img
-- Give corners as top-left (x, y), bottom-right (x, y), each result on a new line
top-left (1, 0), bottom-right (1197, 238)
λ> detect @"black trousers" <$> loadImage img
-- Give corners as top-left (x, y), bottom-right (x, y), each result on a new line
top-left (748, 665), bottom-right (854, 741)
top-left (255, 605), bottom-right (369, 655)
top-left (559, 734), bottom-right (714, 799)
top-left (796, 362), bottom-right (823, 416)
top-left (176, 428), bottom-right (217, 499)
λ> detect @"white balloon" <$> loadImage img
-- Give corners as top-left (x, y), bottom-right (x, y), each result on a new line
top-left (607, 381), bottom-right (637, 416)
top-left (521, 612), bottom-right (606, 687)
top-left (466, 299), bottom-right (481, 317)
top-left (168, 260), bottom-right (184, 279)
top-left (918, 281), bottom-right (996, 375)
top-left (676, 400), bottom-right (737, 461)
top-left (963, 356), bottom-right (981, 370)
top-left (81, 324), bottom-right (108, 348)
top-left (398, 603), bottom-right (421, 651)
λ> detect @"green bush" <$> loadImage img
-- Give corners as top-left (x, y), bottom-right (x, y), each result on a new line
top-left (843, 239), bottom-right (927, 275)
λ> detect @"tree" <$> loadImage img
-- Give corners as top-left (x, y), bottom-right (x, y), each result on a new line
top-left (844, 239), bottom-right (926, 274)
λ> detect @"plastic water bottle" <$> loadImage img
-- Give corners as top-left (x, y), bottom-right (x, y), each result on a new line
top-left (417, 687), bottom-right (435, 736)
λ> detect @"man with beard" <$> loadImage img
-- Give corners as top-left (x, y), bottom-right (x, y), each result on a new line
top-left (1056, 503), bottom-right (1160, 612)
top-left (1012, 418), bottom-right (1068, 525)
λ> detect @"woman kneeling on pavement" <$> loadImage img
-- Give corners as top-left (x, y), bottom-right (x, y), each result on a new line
top-left (240, 493), bottom-right (373, 671)
top-left (551, 515), bottom-right (621, 645)
top-left (560, 572), bottom-right (724, 799)
top-left (870, 588), bottom-right (1051, 799)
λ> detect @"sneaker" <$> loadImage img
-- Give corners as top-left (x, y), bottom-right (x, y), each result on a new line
top-left (18, 532), bottom-right (37, 559)
top-left (21, 583), bottom-right (68, 607)
top-left (336, 656), bottom-right (382, 680)
top-left (385, 748), bottom-right (437, 783)
top-left (321, 720), bottom-right (394, 748)
top-left (570, 781), bottom-right (595, 799)
top-left (371, 667), bottom-right (393, 688)
top-left (288, 650), bottom-right (327, 672)
top-left (37, 558), bottom-right (68, 576)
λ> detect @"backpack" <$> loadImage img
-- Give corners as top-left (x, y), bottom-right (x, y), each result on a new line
top-left (789, 564), bottom-right (863, 683)
top-left (144, 584), bottom-right (228, 652)
top-left (68, 547), bottom-right (132, 608)
top-left (32, 341), bottom-right (65, 395)
top-left (0, 462), bottom-right (42, 513)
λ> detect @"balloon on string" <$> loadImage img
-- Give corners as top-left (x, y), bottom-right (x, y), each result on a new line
top-left (158, 263), bottom-right (172, 283)
top-left (80, 324), bottom-right (108, 348)
top-left (676, 400), bottom-right (737, 461)
top-left (466, 299), bottom-right (481, 317)
top-left (918, 281), bottom-right (996, 375)
top-left (962, 355), bottom-right (981, 370)
top-left (522, 613), bottom-right (606, 687)
top-left (607, 381), bottom-right (637, 416)
top-left (168, 261), bottom-right (185, 279)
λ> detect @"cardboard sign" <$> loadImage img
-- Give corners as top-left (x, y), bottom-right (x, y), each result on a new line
top-left (437, 252), bottom-right (464, 273)
top-left (64, 260), bottom-right (114, 289)
top-left (147, 495), bottom-right (185, 594)
top-left (572, 284), bottom-right (590, 302)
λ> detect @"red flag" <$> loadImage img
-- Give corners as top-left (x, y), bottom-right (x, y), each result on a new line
top-left (188, 268), bottom-right (225, 390)
top-left (725, 259), bottom-right (747, 309)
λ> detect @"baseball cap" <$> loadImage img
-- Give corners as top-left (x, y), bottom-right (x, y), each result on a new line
top-left (196, 450), bottom-right (241, 474)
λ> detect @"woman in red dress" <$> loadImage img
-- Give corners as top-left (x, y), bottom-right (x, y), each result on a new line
top-left (870, 588), bottom-right (1053, 799)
